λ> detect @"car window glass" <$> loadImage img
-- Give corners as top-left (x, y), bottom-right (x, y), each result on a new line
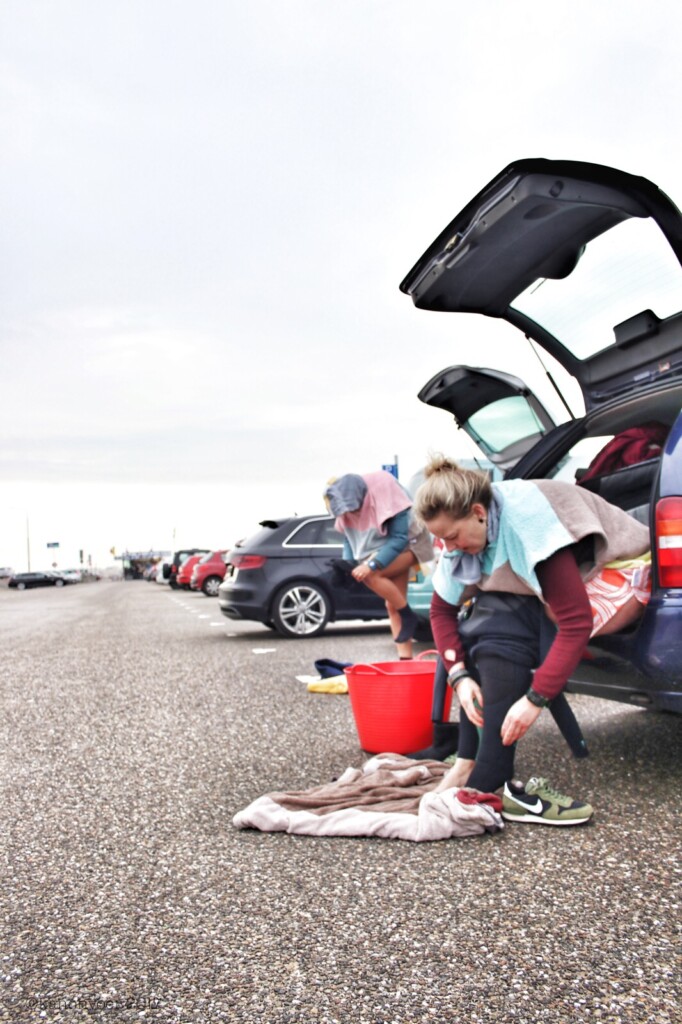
top-left (318, 519), bottom-right (344, 546)
top-left (468, 395), bottom-right (550, 455)
top-left (285, 520), bottom-right (322, 545)
top-left (512, 218), bottom-right (682, 360)
top-left (237, 525), bottom-right (279, 549)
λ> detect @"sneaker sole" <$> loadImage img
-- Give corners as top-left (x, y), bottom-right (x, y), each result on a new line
top-left (501, 810), bottom-right (593, 826)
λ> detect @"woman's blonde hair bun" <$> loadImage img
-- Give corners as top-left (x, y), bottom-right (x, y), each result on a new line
top-left (414, 453), bottom-right (492, 523)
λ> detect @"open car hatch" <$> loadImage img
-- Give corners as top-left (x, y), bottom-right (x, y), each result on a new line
top-left (401, 159), bottom-right (682, 410)
top-left (417, 365), bottom-right (557, 473)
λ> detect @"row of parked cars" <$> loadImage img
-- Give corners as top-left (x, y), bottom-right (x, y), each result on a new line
top-left (146, 548), bottom-right (229, 595)
top-left (147, 158), bottom-right (681, 716)
top-left (148, 537), bottom-right (398, 636)
top-left (216, 513), bottom-right (433, 639)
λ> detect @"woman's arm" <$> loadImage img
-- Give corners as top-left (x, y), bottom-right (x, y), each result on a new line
top-left (430, 590), bottom-right (466, 672)
top-left (532, 546), bottom-right (594, 701)
top-left (430, 590), bottom-right (484, 728)
top-left (500, 545), bottom-right (593, 746)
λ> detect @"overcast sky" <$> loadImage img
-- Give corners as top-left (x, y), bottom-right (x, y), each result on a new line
top-left (2, 0), bottom-right (681, 571)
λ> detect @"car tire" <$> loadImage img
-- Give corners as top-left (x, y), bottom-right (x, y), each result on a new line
top-left (271, 581), bottom-right (330, 638)
top-left (201, 576), bottom-right (222, 597)
top-left (17, 582), bottom-right (26, 590)
top-left (54, 578), bottom-right (65, 587)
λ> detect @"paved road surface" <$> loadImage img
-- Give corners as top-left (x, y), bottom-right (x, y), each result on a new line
top-left (2, 581), bottom-right (680, 1023)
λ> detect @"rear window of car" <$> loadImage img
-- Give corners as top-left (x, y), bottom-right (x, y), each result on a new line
top-left (285, 518), bottom-right (344, 548)
top-left (233, 524), bottom-right (282, 551)
top-left (513, 218), bottom-right (682, 360)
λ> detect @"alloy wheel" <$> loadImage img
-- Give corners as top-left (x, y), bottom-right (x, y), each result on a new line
top-left (273, 582), bottom-right (329, 637)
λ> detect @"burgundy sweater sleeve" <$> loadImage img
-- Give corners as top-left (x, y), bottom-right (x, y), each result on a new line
top-left (533, 546), bottom-right (594, 701)
top-left (429, 590), bottom-right (466, 671)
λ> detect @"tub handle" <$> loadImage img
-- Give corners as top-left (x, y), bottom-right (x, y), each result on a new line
top-left (348, 651), bottom-right (439, 675)
top-left (415, 649), bottom-right (439, 662)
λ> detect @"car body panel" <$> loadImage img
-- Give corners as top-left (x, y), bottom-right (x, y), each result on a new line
top-left (659, 412), bottom-right (682, 494)
top-left (176, 554), bottom-right (204, 589)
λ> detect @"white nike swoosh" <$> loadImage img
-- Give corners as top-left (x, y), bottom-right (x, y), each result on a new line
top-left (507, 794), bottom-right (543, 813)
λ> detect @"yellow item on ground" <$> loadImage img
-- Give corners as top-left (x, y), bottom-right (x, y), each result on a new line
top-left (306, 675), bottom-right (348, 694)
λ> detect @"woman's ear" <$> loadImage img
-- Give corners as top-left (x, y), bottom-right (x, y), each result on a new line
top-left (471, 502), bottom-right (487, 521)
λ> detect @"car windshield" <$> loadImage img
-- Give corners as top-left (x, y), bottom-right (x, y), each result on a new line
top-left (511, 217), bottom-right (682, 360)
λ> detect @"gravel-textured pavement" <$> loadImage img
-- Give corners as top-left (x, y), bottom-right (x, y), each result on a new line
top-left (2, 581), bottom-right (680, 1024)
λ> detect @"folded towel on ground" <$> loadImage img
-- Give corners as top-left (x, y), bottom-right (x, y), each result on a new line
top-left (233, 754), bottom-right (503, 841)
top-left (306, 676), bottom-right (348, 693)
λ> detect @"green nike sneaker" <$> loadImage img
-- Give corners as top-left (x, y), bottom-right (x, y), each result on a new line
top-left (502, 777), bottom-right (594, 826)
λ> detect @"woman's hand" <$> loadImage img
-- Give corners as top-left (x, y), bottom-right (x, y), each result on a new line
top-left (456, 677), bottom-right (484, 728)
top-left (352, 563), bottom-right (373, 582)
top-left (500, 696), bottom-right (542, 746)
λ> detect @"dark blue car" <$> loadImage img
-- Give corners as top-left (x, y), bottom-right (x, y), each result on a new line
top-left (401, 158), bottom-right (682, 713)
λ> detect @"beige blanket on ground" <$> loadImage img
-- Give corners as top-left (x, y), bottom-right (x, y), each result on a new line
top-left (233, 754), bottom-right (504, 841)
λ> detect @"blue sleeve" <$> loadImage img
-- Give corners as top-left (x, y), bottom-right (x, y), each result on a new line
top-left (373, 509), bottom-right (410, 568)
top-left (342, 536), bottom-right (354, 562)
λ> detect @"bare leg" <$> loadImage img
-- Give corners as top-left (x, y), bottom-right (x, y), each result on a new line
top-left (361, 551), bottom-right (417, 655)
top-left (385, 572), bottom-right (413, 657)
top-left (361, 551), bottom-right (415, 609)
top-left (434, 758), bottom-right (475, 792)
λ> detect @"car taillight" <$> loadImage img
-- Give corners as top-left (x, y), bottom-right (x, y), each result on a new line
top-left (655, 497), bottom-right (682, 588)
top-left (230, 554), bottom-right (266, 570)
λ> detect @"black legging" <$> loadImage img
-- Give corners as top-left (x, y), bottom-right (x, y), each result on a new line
top-left (460, 654), bottom-right (533, 793)
top-left (453, 591), bottom-right (587, 792)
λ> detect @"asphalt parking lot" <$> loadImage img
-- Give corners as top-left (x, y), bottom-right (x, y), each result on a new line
top-left (2, 581), bottom-right (680, 1024)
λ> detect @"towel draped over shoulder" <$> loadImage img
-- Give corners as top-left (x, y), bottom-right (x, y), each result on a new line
top-left (434, 479), bottom-right (650, 607)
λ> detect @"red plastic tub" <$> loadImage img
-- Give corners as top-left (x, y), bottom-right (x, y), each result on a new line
top-left (344, 652), bottom-right (452, 754)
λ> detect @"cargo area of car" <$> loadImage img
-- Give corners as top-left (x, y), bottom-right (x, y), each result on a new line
top-left (560, 381), bottom-right (682, 521)
top-left (576, 457), bottom-right (658, 522)
top-left (564, 396), bottom-right (682, 705)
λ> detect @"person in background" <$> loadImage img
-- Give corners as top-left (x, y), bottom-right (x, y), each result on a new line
top-left (324, 470), bottom-right (434, 658)
top-left (413, 455), bottom-right (651, 826)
